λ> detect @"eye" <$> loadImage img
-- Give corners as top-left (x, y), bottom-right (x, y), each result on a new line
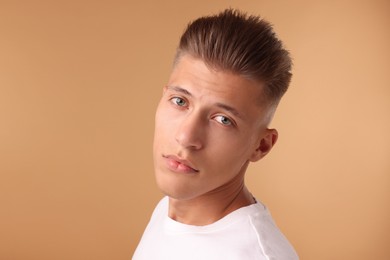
top-left (170, 97), bottom-right (187, 107)
top-left (214, 115), bottom-right (233, 126)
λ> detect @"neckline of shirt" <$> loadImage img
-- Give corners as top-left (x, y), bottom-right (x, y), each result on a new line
top-left (162, 196), bottom-right (268, 234)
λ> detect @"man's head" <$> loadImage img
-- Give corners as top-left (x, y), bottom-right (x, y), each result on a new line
top-left (175, 9), bottom-right (292, 107)
top-left (153, 9), bottom-right (292, 201)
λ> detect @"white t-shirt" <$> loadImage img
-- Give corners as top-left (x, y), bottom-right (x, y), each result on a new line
top-left (133, 196), bottom-right (298, 260)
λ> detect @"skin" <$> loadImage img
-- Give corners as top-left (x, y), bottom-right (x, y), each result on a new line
top-left (153, 54), bottom-right (278, 226)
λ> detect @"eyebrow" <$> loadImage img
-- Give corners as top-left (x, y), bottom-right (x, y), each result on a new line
top-left (167, 86), bottom-right (192, 96)
top-left (166, 85), bottom-right (244, 120)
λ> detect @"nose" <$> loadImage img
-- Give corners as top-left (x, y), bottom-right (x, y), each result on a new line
top-left (175, 112), bottom-right (204, 150)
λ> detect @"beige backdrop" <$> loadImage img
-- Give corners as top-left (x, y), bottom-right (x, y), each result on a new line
top-left (0, 0), bottom-right (389, 259)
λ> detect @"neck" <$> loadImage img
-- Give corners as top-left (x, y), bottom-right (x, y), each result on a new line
top-left (168, 180), bottom-right (255, 226)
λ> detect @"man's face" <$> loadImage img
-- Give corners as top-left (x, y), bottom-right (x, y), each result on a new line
top-left (153, 54), bottom-right (273, 201)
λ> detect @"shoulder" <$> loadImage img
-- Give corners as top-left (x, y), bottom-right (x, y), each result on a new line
top-left (149, 196), bottom-right (168, 222)
top-left (247, 203), bottom-right (299, 260)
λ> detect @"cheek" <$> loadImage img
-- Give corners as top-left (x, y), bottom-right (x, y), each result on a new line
top-left (153, 105), bottom-right (165, 150)
top-left (154, 105), bottom-right (176, 148)
top-left (208, 137), bottom-right (250, 166)
top-left (220, 133), bottom-right (258, 164)
top-left (155, 100), bottom-right (175, 126)
top-left (155, 102), bottom-right (168, 131)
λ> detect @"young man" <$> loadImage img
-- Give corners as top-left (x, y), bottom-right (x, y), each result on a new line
top-left (133, 9), bottom-right (298, 259)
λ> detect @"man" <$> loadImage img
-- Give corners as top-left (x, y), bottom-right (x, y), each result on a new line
top-left (133, 9), bottom-right (298, 259)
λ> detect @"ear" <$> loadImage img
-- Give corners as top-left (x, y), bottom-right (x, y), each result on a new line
top-left (249, 128), bottom-right (278, 162)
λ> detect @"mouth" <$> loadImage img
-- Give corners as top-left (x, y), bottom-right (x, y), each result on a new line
top-left (162, 154), bottom-right (199, 174)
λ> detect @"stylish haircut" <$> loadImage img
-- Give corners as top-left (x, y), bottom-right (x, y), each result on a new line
top-left (175, 9), bottom-right (292, 105)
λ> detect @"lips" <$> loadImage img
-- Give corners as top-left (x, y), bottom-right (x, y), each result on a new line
top-left (163, 154), bottom-right (199, 174)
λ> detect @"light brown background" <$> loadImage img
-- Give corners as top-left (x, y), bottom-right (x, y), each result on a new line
top-left (0, 0), bottom-right (389, 259)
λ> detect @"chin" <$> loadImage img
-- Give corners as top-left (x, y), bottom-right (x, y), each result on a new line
top-left (155, 178), bottom-right (197, 201)
top-left (157, 182), bottom-right (189, 200)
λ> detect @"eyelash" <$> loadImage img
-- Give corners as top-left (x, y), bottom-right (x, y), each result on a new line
top-left (169, 96), bottom-right (235, 127)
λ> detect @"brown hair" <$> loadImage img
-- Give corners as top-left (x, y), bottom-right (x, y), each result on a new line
top-left (175, 9), bottom-right (292, 105)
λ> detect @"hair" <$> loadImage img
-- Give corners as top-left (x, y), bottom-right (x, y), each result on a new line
top-left (175, 9), bottom-right (292, 105)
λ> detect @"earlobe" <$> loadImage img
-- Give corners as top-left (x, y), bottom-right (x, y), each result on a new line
top-left (250, 129), bottom-right (278, 162)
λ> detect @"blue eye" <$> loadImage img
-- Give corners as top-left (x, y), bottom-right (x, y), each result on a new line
top-left (215, 115), bottom-right (232, 126)
top-left (171, 97), bottom-right (187, 107)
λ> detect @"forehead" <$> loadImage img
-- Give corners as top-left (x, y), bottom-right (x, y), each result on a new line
top-left (169, 55), bottom-right (266, 106)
